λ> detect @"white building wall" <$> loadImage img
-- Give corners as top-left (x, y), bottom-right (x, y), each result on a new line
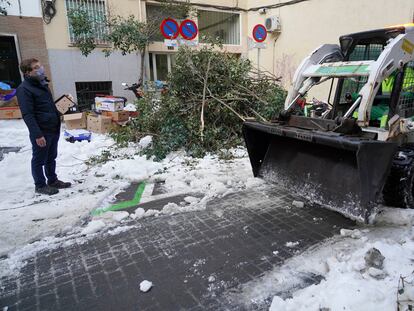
top-left (247, 0), bottom-right (414, 89)
top-left (47, 49), bottom-right (140, 103)
top-left (5, 0), bottom-right (41, 17)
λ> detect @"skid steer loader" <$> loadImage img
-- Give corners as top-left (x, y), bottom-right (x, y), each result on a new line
top-left (243, 24), bottom-right (414, 223)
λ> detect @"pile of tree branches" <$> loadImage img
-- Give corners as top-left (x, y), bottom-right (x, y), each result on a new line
top-left (112, 42), bottom-right (287, 160)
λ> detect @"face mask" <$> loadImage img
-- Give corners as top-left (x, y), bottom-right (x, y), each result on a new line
top-left (35, 66), bottom-right (46, 80)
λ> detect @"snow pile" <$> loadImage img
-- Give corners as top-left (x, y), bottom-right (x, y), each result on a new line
top-left (292, 201), bottom-right (304, 208)
top-left (107, 225), bottom-right (136, 236)
top-left (81, 220), bottom-right (106, 235)
top-left (130, 208), bottom-right (145, 220)
top-left (285, 241), bottom-right (299, 248)
top-left (138, 135), bottom-right (152, 149)
top-left (111, 211), bottom-right (130, 222)
top-left (157, 152), bottom-right (253, 199)
top-left (374, 208), bottom-right (414, 226)
top-left (140, 280), bottom-right (153, 292)
top-left (228, 209), bottom-right (414, 311)
top-left (268, 234), bottom-right (414, 311)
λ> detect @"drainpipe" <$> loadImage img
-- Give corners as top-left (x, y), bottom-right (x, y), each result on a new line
top-left (18, 0), bottom-right (22, 18)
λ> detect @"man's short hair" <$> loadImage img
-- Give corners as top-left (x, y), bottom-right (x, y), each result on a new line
top-left (19, 58), bottom-right (39, 74)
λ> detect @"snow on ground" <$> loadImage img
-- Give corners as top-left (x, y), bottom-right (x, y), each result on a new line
top-left (231, 209), bottom-right (414, 311)
top-left (4, 120), bottom-right (414, 310)
top-left (0, 120), bottom-right (133, 256)
top-left (0, 120), bottom-right (254, 260)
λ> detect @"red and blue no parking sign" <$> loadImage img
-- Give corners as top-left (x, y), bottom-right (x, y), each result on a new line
top-left (179, 19), bottom-right (198, 40)
top-left (252, 24), bottom-right (267, 42)
top-left (160, 18), bottom-right (180, 39)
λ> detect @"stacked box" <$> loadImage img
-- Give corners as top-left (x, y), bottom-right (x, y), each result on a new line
top-left (64, 112), bottom-right (87, 129)
top-left (0, 107), bottom-right (22, 119)
top-left (95, 97), bottom-right (124, 112)
top-left (101, 111), bottom-right (130, 122)
top-left (87, 114), bottom-right (113, 134)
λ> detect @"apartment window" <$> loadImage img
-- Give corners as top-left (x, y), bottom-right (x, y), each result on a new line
top-left (198, 10), bottom-right (240, 45)
top-left (149, 53), bottom-right (176, 81)
top-left (75, 81), bottom-right (112, 111)
top-left (66, 0), bottom-right (107, 45)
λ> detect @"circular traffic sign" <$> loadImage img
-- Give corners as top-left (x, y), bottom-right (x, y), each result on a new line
top-left (160, 18), bottom-right (179, 39)
top-left (252, 24), bottom-right (267, 42)
top-left (179, 19), bottom-right (198, 40)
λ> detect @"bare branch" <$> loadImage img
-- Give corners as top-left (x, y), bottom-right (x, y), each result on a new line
top-left (200, 57), bottom-right (212, 141)
top-left (249, 107), bottom-right (267, 122)
top-left (207, 88), bottom-right (245, 121)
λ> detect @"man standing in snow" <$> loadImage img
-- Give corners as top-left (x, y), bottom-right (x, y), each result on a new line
top-left (16, 58), bottom-right (71, 195)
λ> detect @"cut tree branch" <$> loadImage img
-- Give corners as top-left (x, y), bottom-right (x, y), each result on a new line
top-left (207, 88), bottom-right (245, 121)
top-left (200, 57), bottom-right (212, 141)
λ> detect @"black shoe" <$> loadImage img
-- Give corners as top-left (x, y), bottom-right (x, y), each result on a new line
top-left (48, 179), bottom-right (72, 189)
top-left (35, 185), bottom-right (59, 195)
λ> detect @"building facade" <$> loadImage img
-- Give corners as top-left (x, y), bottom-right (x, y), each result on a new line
top-left (246, 0), bottom-right (414, 88)
top-left (42, 0), bottom-right (141, 107)
top-left (0, 0), bottom-right (50, 89)
top-left (1, 0), bottom-right (413, 107)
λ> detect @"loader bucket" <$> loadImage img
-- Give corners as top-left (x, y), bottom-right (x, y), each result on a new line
top-left (243, 120), bottom-right (398, 222)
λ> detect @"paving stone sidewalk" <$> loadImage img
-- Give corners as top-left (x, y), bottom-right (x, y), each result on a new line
top-left (0, 188), bottom-right (354, 311)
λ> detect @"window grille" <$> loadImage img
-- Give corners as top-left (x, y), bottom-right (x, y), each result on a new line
top-left (348, 44), bottom-right (384, 61)
top-left (198, 10), bottom-right (240, 45)
top-left (75, 81), bottom-right (112, 111)
top-left (66, 0), bottom-right (108, 45)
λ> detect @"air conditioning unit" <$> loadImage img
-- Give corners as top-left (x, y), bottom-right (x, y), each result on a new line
top-left (265, 16), bottom-right (281, 32)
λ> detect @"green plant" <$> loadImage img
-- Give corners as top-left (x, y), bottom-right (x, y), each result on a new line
top-left (85, 149), bottom-right (113, 166)
top-left (67, 6), bottom-right (100, 56)
top-left (112, 42), bottom-right (287, 160)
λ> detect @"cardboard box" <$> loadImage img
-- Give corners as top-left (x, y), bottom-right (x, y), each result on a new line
top-left (129, 111), bottom-right (139, 118)
top-left (0, 107), bottom-right (22, 119)
top-left (87, 114), bottom-right (112, 134)
top-left (0, 88), bottom-right (15, 97)
top-left (102, 110), bottom-right (130, 122)
top-left (0, 96), bottom-right (19, 108)
top-left (64, 112), bottom-right (87, 129)
top-left (95, 97), bottom-right (125, 112)
top-left (55, 95), bottom-right (75, 115)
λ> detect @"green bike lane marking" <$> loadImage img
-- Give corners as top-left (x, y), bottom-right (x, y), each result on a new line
top-left (91, 182), bottom-right (146, 216)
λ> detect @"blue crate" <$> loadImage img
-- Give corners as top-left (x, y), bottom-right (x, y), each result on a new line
top-left (64, 130), bottom-right (92, 143)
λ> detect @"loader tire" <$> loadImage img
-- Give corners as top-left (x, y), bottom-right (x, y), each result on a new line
top-left (382, 146), bottom-right (414, 208)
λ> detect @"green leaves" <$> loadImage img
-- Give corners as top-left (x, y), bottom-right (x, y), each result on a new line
top-left (67, 7), bottom-right (97, 56)
top-left (111, 44), bottom-right (287, 160)
top-left (104, 15), bottom-right (151, 56)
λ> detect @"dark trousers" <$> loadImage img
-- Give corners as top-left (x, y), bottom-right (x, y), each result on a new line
top-left (30, 132), bottom-right (59, 187)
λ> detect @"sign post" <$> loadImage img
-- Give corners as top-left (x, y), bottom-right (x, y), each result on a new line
top-left (252, 24), bottom-right (267, 77)
top-left (160, 18), bottom-right (180, 47)
top-left (179, 19), bottom-right (198, 41)
top-left (160, 18), bottom-right (199, 47)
